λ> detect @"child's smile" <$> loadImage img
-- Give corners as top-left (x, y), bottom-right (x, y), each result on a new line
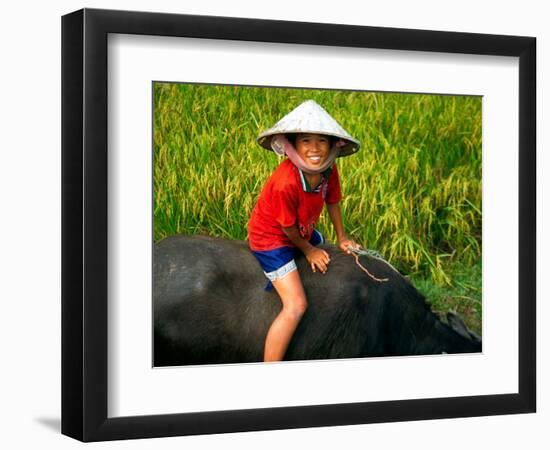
top-left (295, 133), bottom-right (331, 167)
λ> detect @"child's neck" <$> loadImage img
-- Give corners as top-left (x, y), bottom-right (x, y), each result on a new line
top-left (305, 172), bottom-right (321, 189)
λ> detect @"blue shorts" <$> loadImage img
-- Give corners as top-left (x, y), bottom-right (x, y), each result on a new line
top-left (251, 230), bottom-right (325, 291)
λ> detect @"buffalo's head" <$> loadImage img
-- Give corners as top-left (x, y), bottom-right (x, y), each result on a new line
top-left (442, 311), bottom-right (482, 354)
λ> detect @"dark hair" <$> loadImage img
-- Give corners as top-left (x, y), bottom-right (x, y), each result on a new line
top-left (285, 133), bottom-right (297, 145)
top-left (285, 133), bottom-right (335, 146)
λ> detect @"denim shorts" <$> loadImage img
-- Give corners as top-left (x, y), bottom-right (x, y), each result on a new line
top-left (251, 230), bottom-right (324, 291)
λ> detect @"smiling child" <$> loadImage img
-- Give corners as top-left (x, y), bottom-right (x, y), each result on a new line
top-left (248, 99), bottom-right (361, 362)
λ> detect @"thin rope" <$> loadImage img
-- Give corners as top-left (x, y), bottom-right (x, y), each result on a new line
top-left (348, 247), bottom-right (389, 282)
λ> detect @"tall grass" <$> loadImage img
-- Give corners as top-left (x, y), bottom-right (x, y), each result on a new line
top-left (153, 83), bottom-right (482, 331)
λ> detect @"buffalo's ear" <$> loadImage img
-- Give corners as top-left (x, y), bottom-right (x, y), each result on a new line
top-left (447, 311), bottom-right (472, 340)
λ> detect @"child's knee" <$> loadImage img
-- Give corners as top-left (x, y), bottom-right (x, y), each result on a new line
top-left (283, 297), bottom-right (308, 320)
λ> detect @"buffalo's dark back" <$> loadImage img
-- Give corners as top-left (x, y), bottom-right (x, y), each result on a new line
top-left (153, 235), bottom-right (481, 366)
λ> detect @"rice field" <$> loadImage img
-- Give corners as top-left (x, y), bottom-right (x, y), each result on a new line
top-left (153, 82), bottom-right (482, 333)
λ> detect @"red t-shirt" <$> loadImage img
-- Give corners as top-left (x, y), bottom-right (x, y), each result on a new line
top-left (248, 159), bottom-right (342, 251)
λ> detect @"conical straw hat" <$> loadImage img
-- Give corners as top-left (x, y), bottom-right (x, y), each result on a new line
top-left (257, 99), bottom-right (360, 157)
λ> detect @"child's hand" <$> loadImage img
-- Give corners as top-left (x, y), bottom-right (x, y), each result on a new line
top-left (305, 247), bottom-right (331, 273)
top-left (339, 238), bottom-right (360, 254)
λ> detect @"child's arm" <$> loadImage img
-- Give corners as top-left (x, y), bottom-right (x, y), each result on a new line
top-left (282, 225), bottom-right (331, 273)
top-left (326, 202), bottom-right (359, 254)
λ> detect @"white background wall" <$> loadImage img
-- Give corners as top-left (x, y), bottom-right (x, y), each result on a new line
top-left (0, 1), bottom-right (546, 448)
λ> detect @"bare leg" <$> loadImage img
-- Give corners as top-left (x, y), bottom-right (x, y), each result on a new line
top-left (264, 270), bottom-right (308, 362)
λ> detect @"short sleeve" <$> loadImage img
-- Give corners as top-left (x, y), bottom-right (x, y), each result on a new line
top-left (325, 164), bottom-right (343, 204)
top-left (271, 187), bottom-right (298, 228)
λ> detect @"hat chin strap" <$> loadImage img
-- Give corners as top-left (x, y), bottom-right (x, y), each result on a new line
top-left (270, 135), bottom-right (339, 174)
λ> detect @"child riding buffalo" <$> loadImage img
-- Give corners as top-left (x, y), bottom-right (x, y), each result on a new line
top-left (248, 99), bottom-right (361, 361)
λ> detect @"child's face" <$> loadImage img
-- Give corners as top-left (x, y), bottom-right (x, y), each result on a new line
top-left (294, 133), bottom-right (331, 168)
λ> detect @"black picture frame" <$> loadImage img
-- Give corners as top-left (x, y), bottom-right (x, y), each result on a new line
top-left (61, 8), bottom-right (536, 442)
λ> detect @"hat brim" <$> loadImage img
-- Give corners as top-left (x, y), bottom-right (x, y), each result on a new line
top-left (257, 132), bottom-right (360, 157)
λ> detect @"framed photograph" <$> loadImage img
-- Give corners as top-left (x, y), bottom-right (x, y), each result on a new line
top-left (61, 8), bottom-right (536, 442)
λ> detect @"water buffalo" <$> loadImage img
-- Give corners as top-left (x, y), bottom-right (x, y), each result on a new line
top-left (153, 234), bottom-right (481, 366)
